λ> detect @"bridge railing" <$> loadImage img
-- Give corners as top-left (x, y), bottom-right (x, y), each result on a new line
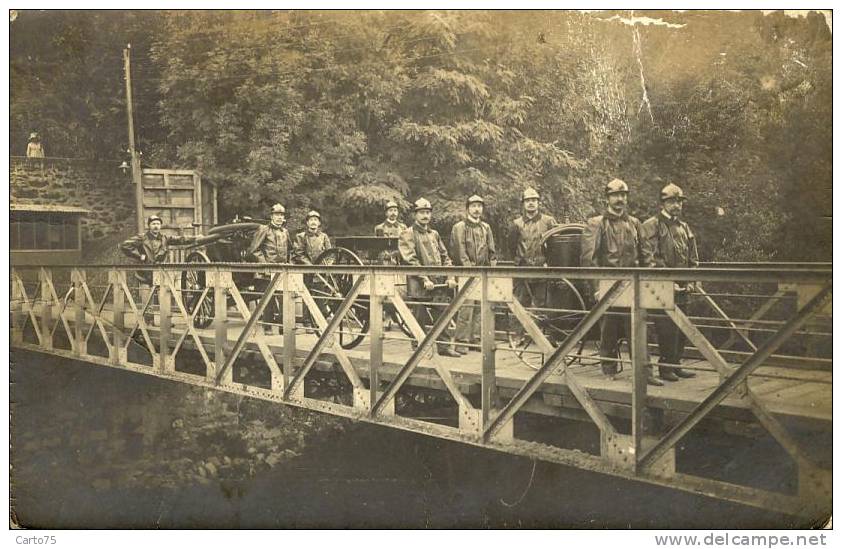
top-left (9, 262), bottom-right (832, 516)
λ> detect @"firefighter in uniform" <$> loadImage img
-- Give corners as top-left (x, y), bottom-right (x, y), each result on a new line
top-left (120, 215), bottom-right (200, 323)
top-left (509, 187), bottom-right (557, 342)
top-left (581, 178), bottom-right (662, 386)
top-left (642, 183), bottom-right (700, 382)
top-left (398, 198), bottom-right (460, 357)
top-left (374, 200), bottom-right (407, 264)
top-left (451, 194), bottom-right (497, 353)
top-left (293, 210), bottom-right (332, 327)
top-left (293, 210), bottom-right (331, 264)
top-left (246, 203), bottom-right (291, 334)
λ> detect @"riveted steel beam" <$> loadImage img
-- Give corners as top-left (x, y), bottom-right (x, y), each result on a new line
top-left (639, 283), bottom-right (832, 471)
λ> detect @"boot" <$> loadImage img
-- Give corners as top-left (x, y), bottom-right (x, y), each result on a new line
top-left (673, 367), bottom-right (696, 379)
top-left (647, 366), bottom-right (664, 386)
top-left (659, 366), bottom-right (680, 382)
top-left (601, 362), bottom-right (619, 378)
top-left (438, 347), bottom-right (461, 358)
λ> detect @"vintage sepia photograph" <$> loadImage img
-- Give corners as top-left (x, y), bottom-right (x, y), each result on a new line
top-left (8, 8), bottom-right (833, 530)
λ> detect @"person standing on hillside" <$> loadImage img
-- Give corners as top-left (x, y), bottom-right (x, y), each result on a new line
top-left (26, 132), bottom-right (44, 158)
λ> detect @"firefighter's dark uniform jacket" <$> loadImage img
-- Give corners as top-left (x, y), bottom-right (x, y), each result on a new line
top-left (398, 222), bottom-right (453, 297)
top-left (292, 229), bottom-right (331, 264)
top-left (640, 211), bottom-right (699, 269)
top-left (247, 223), bottom-right (291, 263)
top-left (580, 209), bottom-right (648, 293)
top-left (119, 230), bottom-right (196, 283)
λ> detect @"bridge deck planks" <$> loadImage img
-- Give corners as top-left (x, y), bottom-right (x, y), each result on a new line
top-left (51, 309), bottom-right (832, 425)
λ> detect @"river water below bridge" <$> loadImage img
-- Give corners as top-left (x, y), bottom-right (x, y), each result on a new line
top-left (10, 350), bottom-right (823, 529)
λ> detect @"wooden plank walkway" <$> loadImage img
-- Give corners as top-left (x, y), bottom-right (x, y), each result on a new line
top-left (27, 304), bottom-right (830, 426)
top-left (105, 312), bottom-right (831, 427)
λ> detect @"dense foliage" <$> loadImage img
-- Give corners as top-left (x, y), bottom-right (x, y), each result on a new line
top-left (10, 10), bottom-right (832, 260)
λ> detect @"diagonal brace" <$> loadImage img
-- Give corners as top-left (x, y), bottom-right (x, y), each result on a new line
top-left (372, 279), bottom-right (478, 417)
top-left (484, 280), bottom-right (628, 440)
top-left (668, 306), bottom-right (815, 466)
top-left (284, 276), bottom-right (366, 400)
top-left (215, 272), bottom-right (282, 385)
top-left (698, 288), bottom-right (757, 352)
top-left (639, 283), bottom-right (831, 471)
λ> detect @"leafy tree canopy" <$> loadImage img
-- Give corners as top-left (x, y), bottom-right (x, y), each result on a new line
top-left (10, 10), bottom-right (832, 260)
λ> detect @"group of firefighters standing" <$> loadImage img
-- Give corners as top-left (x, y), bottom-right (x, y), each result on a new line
top-left (120, 177), bottom-right (699, 386)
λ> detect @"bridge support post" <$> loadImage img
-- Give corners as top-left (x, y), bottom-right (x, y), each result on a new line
top-left (480, 274), bottom-right (498, 426)
top-left (282, 273), bottom-right (299, 391)
top-left (11, 270), bottom-right (23, 345)
top-left (109, 271), bottom-right (126, 364)
top-left (210, 271), bottom-right (231, 385)
top-left (39, 268), bottom-right (54, 351)
top-left (72, 269), bottom-right (87, 357)
top-left (631, 275), bottom-right (655, 465)
top-left (157, 271), bottom-right (173, 373)
top-left (368, 291), bottom-right (383, 413)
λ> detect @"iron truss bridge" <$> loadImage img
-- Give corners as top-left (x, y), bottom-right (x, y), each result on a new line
top-left (10, 262), bottom-right (832, 518)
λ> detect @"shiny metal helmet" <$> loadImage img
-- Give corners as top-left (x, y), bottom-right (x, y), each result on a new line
top-left (605, 178), bottom-right (629, 195)
top-left (521, 187), bottom-right (540, 201)
top-left (466, 194), bottom-right (484, 207)
top-left (413, 198), bottom-right (433, 212)
top-left (660, 183), bottom-right (687, 201)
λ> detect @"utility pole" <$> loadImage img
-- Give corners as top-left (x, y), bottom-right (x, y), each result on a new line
top-left (123, 43), bottom-right (144, 232)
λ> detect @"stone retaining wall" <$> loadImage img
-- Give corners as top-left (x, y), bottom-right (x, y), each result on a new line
top-left (10, 157), bottom-right (136, 247)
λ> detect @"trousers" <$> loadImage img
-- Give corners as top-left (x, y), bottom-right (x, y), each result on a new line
top-left (600, 307), bottom-right (631, 372)
top-left (409, 287), bottom-right (454, 353)
top-left (654, 292), bottom-right (689, 365)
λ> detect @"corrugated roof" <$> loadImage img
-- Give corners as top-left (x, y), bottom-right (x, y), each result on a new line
top-left (10, 203), bottom-right (90, 214)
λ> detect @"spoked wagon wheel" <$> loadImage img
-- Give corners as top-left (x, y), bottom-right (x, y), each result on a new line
top-left (310, 247), bottom-right (370, 350)
top-left (507, 278), bottom-right (588, 370)
top-left (507, 223), bottom-right (591, 370)
top-left (181, 251), bottom-right (214, 329)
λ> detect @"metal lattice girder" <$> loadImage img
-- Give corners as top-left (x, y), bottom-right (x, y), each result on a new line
top-left (630, 276), bottom-right (650, 462)
top-left (372, 279), bottom-right (479, 417)
top-left (12, 271), bottom-right (43, 345)
top-left (294, 285), bottom-right (365, 394)
top-left (284, 276), bottom-right (367, 400)
top-left (158, 271), bottom-right (215, 377)
top-left (216, 273), bottom-right (283, 387)
top-left (698, 288), bottom-right (759, 352)
top-left (118, 278), bottom-right (158, 358)
top-left (667, 306), bottom-right (817, 468)
top-left (485, 280), bottom-right (629, 440)
top-left (40, 268), bottom-right (76, 352)
top-left (82, 278), bottom-right (113, 348)
top-left (388, 291), bottom-right (474, 411)
top-left (39, 268), bottom-right (54, 350)
top-left (505, 297), bottom-right (618, 437)
top-left (638, 282), bottom-right (832, 471)
top-left (168, 287), bottom-right (211, 359)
